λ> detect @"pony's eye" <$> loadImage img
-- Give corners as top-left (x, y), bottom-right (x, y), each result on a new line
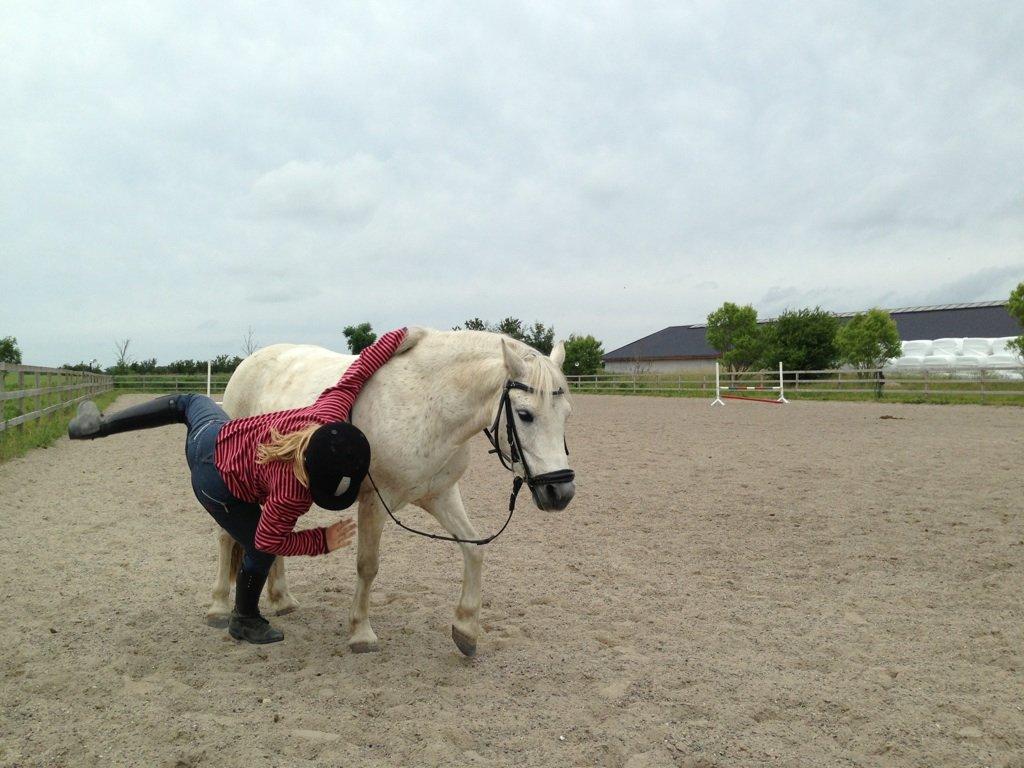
top-left (516, 409), bottom-right (534, 423)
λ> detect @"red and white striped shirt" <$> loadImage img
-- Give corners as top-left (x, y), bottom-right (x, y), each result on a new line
top-left (214, 328), bottom-right (407, 557)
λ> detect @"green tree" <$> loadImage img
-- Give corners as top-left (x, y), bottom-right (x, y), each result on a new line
top-left (705, 303), bottom-right (763, 371)
top-left (836, 308), bottom-right (901, 397)
top-left (495, 317), bottom-right (526, 341)
top-left (454, 318), bottom-right (491, 331)
top-left (837, 309), bottom-right (902, 369)
top-left (109, 338), bottom-right (132, 374)
top-left (522, 321), bottom-right (555, 355)
top-left (62, 360), bottom-right (102, 373)
top-left (343, 323), bottom-right (377, 354)
top-left (562, 334), bottom-right (604, 375)
top-left (0, 336), bottom-right (22, 364)
top-left (761, 307), bottom-right (840, 371)
top-left (1008, 282), bottom-right (1024, 357)
top-left (453, 318), bottom-right (555, 353)
top-left (210, 354), bottom-right (243, 374)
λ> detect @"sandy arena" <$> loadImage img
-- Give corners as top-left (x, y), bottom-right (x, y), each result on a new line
top-left (1, 393), bottom-right (1022, 767)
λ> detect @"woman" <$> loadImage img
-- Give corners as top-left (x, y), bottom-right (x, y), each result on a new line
top-left (68, 328), bottom-right (409, 644)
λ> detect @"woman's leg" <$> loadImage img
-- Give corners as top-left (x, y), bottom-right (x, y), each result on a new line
top-left (68, 394), bottom-right (193, 439)
top-left (194, 495), bottom-right (282, 644)
top-left (185, 413), bottom-right (283, 644)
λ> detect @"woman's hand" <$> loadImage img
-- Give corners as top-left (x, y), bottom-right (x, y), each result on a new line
top-left (325, 518), bottom-right (357, 552)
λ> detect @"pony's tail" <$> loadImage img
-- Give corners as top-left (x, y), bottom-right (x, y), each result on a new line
top-left (228, 540), bottom-right (243, 583)
top-left (255, 423), bottom-right (320, 488)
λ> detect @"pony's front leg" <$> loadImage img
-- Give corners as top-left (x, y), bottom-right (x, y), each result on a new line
top-left (205, 530), bottom-right (235, 627)
top-left (266, 557), bottom-right (299, 616)
top-left (421, 483), bottom-right (482, 657)
top-left (348, 496), bottom-right (386, 653)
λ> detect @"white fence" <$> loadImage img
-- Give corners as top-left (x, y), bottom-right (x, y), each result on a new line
top-left (566, 365), bottom-right (1024, 403)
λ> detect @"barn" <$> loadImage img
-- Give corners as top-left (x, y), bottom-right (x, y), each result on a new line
top-left (602, 300), bottom-right (1022, 373)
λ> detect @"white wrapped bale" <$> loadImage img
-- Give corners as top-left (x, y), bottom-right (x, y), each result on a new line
top-left (954, 355), bottom-right (983, 369)
top-left (963, 338), bottom-right (993, 356)
top-left (990, 337), bottom-right (1019, 356)
top-left (893, 356), bottom-right (924, 370)
top-left (901, 340), bottom-right (933, 356)
top-left (922, 353), bottom-right (958, 369)
top-left (986, 337), bottom-right (1022, 369)
top-left (932, 338), bottom-right (963, 355)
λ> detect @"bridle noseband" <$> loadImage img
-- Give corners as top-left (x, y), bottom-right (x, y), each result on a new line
top-left (369, 379), bottom-right (573, 546)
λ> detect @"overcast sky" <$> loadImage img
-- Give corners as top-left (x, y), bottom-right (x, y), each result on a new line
top-left (2, 1), bottom-right (1022, 365)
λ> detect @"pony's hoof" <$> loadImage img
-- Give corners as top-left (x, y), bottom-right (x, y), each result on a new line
top-left (205, 614), bottom-right (229, 629)
top-left (349, 641), bottom-right (379, 654)
top-left (452, 625), bottom-right (477, 657)
top-left (272, 601), bottom-right (299, 617)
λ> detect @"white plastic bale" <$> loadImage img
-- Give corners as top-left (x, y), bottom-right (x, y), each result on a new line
top-left (893, 356), bottom-right (924, 370)
top-left (922, 353), bottom-right (958, 369)
top-left (931, 338), bottom-right (963, 355)
top-left (990, 337), bottom-right (1019, 356)
top-left (953, 355), bottom-right (983, 368)
top-left (986, 354), bottom-right (1022, 369)
top-left (962, 338), bottom-right (993, 356)
top-left (901, 340), bottom-right (933, 356)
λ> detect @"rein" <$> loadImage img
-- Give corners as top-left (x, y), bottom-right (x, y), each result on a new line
top-left (367, 379), bottom-right (573, 546)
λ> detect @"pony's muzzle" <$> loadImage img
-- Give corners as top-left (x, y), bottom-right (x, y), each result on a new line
top-left (531, 476), bottom-right (575, 511)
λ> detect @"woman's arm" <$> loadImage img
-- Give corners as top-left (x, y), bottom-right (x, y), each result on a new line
top-left (253, 494), bottom-right (330, 556)
top-left (310, 327), bottom-right (409, 422)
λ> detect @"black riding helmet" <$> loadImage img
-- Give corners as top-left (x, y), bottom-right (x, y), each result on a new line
top-left (303, 422), bottom-right (371, 511)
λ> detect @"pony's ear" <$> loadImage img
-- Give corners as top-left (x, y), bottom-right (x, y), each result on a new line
top-left (550, 341), bottom-right (566, 368)
top-left (396, 326), bottom-right (427, 355)
top-left (501, 338), bottom-right (528, 380)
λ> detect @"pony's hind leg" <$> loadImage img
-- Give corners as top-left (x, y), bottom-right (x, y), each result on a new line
top-left (420, 483), bottom-right (482, 657)
top-left (348, 496), bottom-right (386, 653)
top-left (266, 557), bottom-right (299, 615)
top-left (206, 531), bottom-right (237, 627)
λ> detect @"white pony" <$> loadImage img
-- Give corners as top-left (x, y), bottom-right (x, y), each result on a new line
top-left (206, 327), bottom-right (575, 656)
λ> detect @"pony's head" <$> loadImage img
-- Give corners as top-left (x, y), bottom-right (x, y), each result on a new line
top-left (495, 338), bottom-right (576, 512)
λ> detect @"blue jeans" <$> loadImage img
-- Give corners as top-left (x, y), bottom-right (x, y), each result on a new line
top-left (179, 394), bottom-right (276, 576)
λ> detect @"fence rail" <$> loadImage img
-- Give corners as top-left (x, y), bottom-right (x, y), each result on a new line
top-left (566, 365), bottom-right (1024, 403)
top-left (1, 364), bottom-right (113, 433)
top-left (111, 373), bottom-right (232, 393)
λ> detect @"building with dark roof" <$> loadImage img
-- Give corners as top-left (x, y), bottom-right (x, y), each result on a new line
top-left (602, 300), bottom-right (1022, 373)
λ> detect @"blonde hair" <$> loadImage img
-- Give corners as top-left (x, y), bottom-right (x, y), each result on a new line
top-left (255, 423), bottom-right (320, 488)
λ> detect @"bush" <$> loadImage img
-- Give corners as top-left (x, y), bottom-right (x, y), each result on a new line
top-left (761, 307), bottom-right (839, 371)
top-left (562, 335), bottom-right (605, 375)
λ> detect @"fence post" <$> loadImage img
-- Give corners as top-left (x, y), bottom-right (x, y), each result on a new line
top-left (924, 369), bottom-right (930, 399)
top-left (0, 366), bottom-right (6, 431)
top-left (35, 371), bottom-right (42, 426)
top-left (17, 370), bottom-right (25, 433)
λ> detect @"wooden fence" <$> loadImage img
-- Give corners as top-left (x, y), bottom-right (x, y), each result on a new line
top-left (1, 364), bottom-right (113, 433)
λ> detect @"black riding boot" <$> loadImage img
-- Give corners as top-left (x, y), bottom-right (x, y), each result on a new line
top-left (228, 568), bottom-right (284, 644)
top-left (68, 395), bottom-right (184, 439)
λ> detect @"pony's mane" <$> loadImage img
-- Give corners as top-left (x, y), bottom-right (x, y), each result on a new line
top-left (434, 329), bottom-right (570, 407)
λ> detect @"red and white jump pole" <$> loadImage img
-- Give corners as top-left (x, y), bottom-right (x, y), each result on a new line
top-left (711, 362), bottom-right (788, 405)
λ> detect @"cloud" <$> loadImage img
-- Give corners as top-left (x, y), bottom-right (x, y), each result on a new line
top-left (249, 156), bottom-right (386, 224)
top-left (1, 2), bottom-right (1022, 363)
top-left (921, 265), bottom-right (1024, 305)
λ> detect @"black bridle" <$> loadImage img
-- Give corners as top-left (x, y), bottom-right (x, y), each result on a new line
top-left (367, 379), bottom-right (574, 546)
